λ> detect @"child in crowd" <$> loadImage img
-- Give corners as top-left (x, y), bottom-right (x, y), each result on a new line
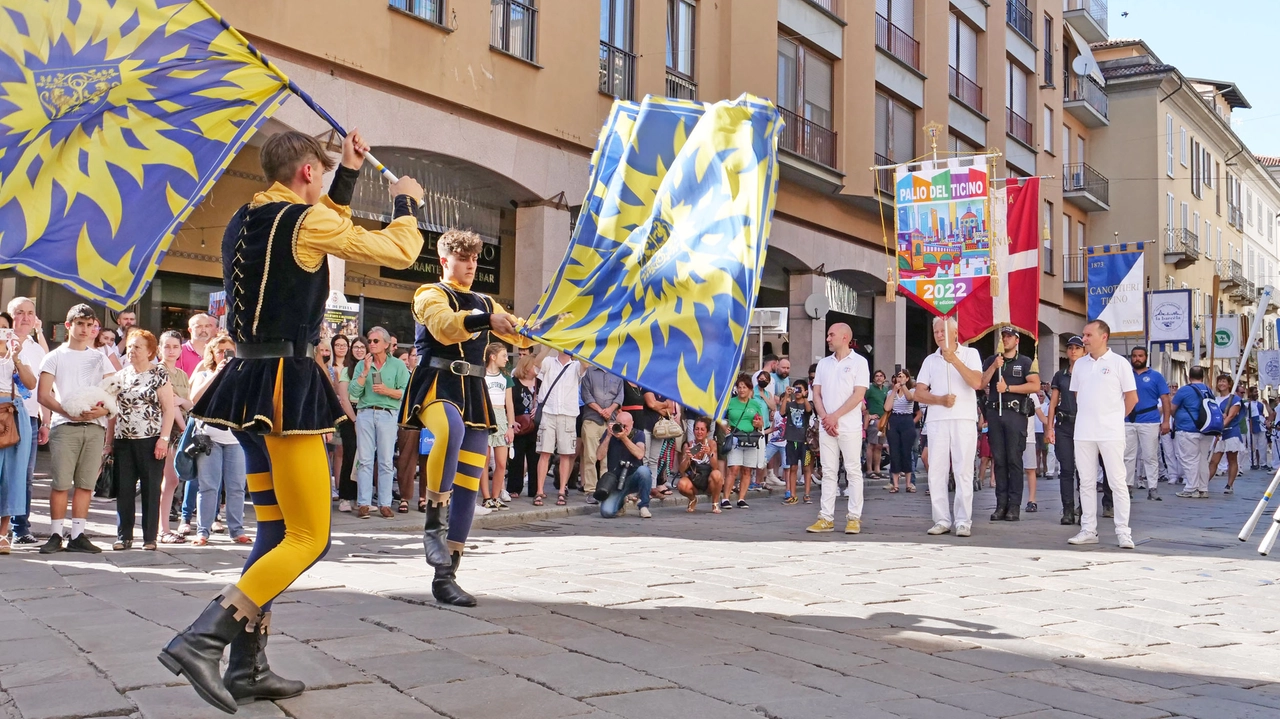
top-left (780, 381), bottom-right (812, 505)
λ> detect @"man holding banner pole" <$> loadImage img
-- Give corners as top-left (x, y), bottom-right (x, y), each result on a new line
top-left (1124, 347), bottom-right (1171, 502)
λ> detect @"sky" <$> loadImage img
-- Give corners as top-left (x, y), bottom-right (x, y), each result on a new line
top-left (1107, 0), bottom-right (1280, 156)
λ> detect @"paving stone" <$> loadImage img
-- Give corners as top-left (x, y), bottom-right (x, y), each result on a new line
top-left (650, 663), bottom-right (826, 706)
top-left (752, 691), bottom-right (904, 719)
top-left (1148, 696), bottom-right (1280, 719)
top-left (975, 676), bottom-right (1171, 719)
top-left (265, 637), bottom-right (372, 689)
top-left (722, 650), bottom-right (845, 686)
top-left (267, 603), bottom-right (385, 642)
top-left (561, 634), bottom-right (724, 672)
top-left (934, 689), bottom-right (1051, 717)
top-left (0, 657), bottom-right (98, 689)
top-left (128, 685), bottom-right (287, 718)
top-left (436, 632), bottom-right (566, 660)
top-left (410, 674), bottom-right (594, 719)
top-left (355, 649), bottom-right (504, 690)
top-left (7, 677), bottom-right (135, 719)
top-left (852, 628), bottom-right (982, 653)
top-left (870, 697), bottom-right (994, 719)
top-left (309, 630), bottom-right (437, 661)
top-left (796, 674), bottom-right (915, 702)
top-left (1016, 666), bottom-right (1187, 703)
top-left (277, 683), bottom-right (447, 719)
top-left (364, 609), bottom-right (507, 640)
top-left (587, 688), bottom-right (761, 719)
top-left (83, 650), bottom-right (186, 691)
top-left (1184, 682), bottom-right (1280, 709)
top-left (845, 662), bottom-right (971, 699)
top-left (500, 652), bottom-right (673, 698)
top-left (0, 619), bottom-right (57, 642)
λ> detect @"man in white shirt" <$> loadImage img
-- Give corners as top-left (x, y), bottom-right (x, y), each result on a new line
top-left (806, 324), bottom-right (869, 535)
top-left (913, 316), bottom-right (986, 537)
top-left (37, 304), bottom-right (115, 554)
top-left (7, 297), bottom-right (50, 545)
top-left (535, 350), bottom-right (581, 504)
top-left (1067, 320), bottom-right (1138, 549)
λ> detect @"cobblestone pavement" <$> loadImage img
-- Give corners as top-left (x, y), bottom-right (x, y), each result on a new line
top-left (2, 464), bottom-right (1280, 719)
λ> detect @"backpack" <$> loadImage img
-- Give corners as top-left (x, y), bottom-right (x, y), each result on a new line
top-left (1193, 385), bottom-right (1224, 436)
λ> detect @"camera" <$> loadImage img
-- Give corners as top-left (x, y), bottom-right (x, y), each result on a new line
top-left (610, 422), bottom-right (625, 435)
top-left (223, 348), bottom-right (235, 360)
top-left (184, 433), bottom-right (214, 458)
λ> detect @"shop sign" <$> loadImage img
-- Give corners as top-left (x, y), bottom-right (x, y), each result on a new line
top-left (381, 231), bottom-right (501, 294)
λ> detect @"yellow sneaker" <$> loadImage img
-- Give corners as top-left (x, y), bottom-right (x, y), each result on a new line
top-left (805, 518), bottom-right (835, 533)
top-left (845, 518), bottom-right (861, 534)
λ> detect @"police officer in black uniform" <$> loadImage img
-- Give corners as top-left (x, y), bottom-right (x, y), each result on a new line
top-left (981, 326), bottom-right (1040, 521)
top-left (1047, 335), bottom-right (1083, 525)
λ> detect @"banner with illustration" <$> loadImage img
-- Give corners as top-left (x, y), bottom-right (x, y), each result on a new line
top-left (894, 159), bottom-right (992, 316)
top-left (1258, 349), bottom-right (1280, 389)
top-left (1212, 314), bottom-right (1240, 360)
top-left (1086, 243), bottom-right (1145, 337)
top-left (1146, 289), bottom-right (1191, 351)
top-left (321, 291), bottom-right (360, 343)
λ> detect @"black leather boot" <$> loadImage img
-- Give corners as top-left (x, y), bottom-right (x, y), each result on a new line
top-left (422, 491), bottom-right (452, 568)
top-left (224, 611), bottom-right (305, 705)
top-left (990, 503), bottom-right (1008, 521)
top-left (159, 585), bottom-right (261, 715)
top-left (432, 551), bottom-right (476, 607)
top-left (1004, 506), bottom-right (1020, 521)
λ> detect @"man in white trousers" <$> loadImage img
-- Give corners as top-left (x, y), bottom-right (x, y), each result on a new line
top-left (1123, 347), bottom-right (1171, 501)
top-left (1171, 367), bottom-right (1215, 498)
top-left (807, 324), bottom-right (869, 535)
top-left (1160, 383), bottom-right (1182, 485)
top-left (913, 316), bottom-right (985, 537)
top-left (1068, 320), bottom-right (1138, 548)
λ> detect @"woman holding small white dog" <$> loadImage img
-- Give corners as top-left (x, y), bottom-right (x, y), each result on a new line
top-left (108, 330), bottom-right (176, 551)
top-left (0, 332), bottom-right (36, 555)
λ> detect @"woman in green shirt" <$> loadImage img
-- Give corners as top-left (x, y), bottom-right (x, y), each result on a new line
top-left (719, 373), bottom-right (768, 509)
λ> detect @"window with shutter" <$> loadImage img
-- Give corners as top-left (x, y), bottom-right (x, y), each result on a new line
top-left (1166, 114), bottom-right (1174, 177)
top-left (875, 93), bottom-right (890, 159)
top-left (777, 39), bottom-right (797, 111)
top-left (891, 100), bottom-right (914, 162)
top-left (804, 53), bottom-right (833, 129)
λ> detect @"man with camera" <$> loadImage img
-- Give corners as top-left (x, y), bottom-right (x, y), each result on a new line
top-left (594, 412), bottom-right (653, 519)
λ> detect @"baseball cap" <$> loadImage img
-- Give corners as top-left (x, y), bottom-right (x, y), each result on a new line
top-left (1066, 335), bottom-right (1084, 348)
top-left (999, 326), bottom-right (1019, 336)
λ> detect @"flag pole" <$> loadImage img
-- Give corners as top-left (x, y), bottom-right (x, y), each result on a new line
top-left (193, 0), bottom-right (400, 183)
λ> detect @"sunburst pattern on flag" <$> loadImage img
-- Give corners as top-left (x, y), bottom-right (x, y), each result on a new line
top-left (0, 0), bottom-right (289, 309)
top-left (525, 95), bottom-right (782, 418)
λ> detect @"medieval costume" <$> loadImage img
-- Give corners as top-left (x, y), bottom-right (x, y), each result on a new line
top-left (402, 278), bottom-right (529, 606)
top-left (160, 163), bottom-right (422, 713)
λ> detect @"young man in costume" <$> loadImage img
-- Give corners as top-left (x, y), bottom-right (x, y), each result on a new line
top-left (401, 228), bottom-right (531, 607)
top-left (160, 130), bottom-right (424, 713)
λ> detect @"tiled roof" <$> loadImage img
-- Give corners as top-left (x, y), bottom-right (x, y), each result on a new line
top-left (1258, 155), bottom-right (1280, 167)
top-left (1090, 38), bottom-right (1144, 49)
top-left (1101, 62), bottom-right (1175, 80)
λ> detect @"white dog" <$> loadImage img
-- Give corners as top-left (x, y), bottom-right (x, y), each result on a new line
top-left (60, 374), bottom-right (126, 419)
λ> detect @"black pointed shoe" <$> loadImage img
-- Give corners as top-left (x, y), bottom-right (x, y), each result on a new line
top-left (224, 611), bottom-right (305, 705)
top-left (159, 585), bottom-right (262, 715)
top-left (432, 551), bottom-right (477, 607)
top-left (422, 492), bottom-right (452, 568)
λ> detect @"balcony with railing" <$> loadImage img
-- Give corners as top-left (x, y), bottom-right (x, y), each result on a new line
top-left (490, 0), bottom-right (537, 63)
top-left (1164, 227), bottom-right (1200, 269)
top-left (1228, 204), bottom-right (1243, 230)
top-left (665, 70), bottom-right (697, 101)
top-left (949, 67), bottom-right (983, 114)
top-left (875, 13), bottom-right (919, 71)
top-left (802, 0), bottom-right (842, 19)
top-left (1064, 253), bottom-right (1086, 291)
top-left (1232, 277), bottom-right (1257, 302)
top-left (1006, 0), bottom-right (1033, 44)
top-left (1063, 73), bottom-right (1108, 127)
top-left (1218, 259), bottom-right (1244, 289)
top-left (1064, 0), bottom-right (1108, 44)
top-left (1062, 163), bottom-right (1110, 212)
top-left (873, 153), bottom-right (893, 197)
top-left (778, 107), bottom-right (837, 169)
top-left (389, 0), bottom-right (444, 25)
top-left (599, 42), bottom-right (635, 99)
top-left (1006, 107), bottom-right (1032, 147)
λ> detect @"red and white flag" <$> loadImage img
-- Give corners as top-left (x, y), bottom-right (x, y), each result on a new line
top-left (958, 177), bottom-right (1040, 342)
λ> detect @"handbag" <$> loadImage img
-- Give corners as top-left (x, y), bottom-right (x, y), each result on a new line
top-left (0, 384), bottom-right (20, 450)
top-left (877, 412), bottom-right (890, 434)
top-left (652, 416), bottom-right (683, 440)
top-left (533, 362), bottom-right (572, 426)
top-left (93, 454), bottom-right (115, 498)
top-left (513, 385), bottom-right (537, 436)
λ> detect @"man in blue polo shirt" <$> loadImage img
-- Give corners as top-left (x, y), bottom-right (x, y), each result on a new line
top-left (1123, 347), bottom-right (1170, 501)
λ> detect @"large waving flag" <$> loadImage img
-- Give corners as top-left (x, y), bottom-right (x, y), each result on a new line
top-left (957, 177), bottom-right (1040, 342)
top-left (523, 94), bottom-right (782, 418)
top-left (0, 0), bottom-right (292, 309)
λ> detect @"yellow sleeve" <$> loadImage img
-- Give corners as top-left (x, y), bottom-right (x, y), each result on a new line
top-left (294, 197), bottom-right (424, 271)
top-left (411, 286), bottom-right (533, 348)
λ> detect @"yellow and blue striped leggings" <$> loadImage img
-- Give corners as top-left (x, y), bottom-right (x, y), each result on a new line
top-left (419, 402), bottom-right (489, 552)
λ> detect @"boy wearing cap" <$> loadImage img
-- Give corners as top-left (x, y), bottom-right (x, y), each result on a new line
top-left (980, 326), bottom-right (1040, 521)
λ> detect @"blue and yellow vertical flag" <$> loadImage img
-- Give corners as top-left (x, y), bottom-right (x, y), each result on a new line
top-left (523, 94), bottom-right (782, 418)
top-left (0, 0), bottom-right (291, 309)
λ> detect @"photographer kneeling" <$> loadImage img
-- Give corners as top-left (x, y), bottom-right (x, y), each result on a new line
top-left (594, 412), bottom-right (653, 519)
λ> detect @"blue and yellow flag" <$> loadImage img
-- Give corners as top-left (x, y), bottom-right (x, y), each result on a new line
top-left (0, 0), bottom-right (290, 309)
top-left (524, 94), bottom-right (782, 418)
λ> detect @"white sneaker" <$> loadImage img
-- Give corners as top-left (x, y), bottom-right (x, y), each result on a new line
top-left (639, 507), bottom-right (652, 519)
top-left (1067, 530), bottom-right (1099, 545)
top-left (1117, 534), bottom-right (1135, 549)
top-left (338, 500), bottom-right (352, 513)
top-left (926, 522), bottom-right (951, 535)
top-left (955, 523), bottom-right (971, 537)
top-left (474, 503), bottom-right (493, 516)
top-left (499, 490), bottom-right (512, 503)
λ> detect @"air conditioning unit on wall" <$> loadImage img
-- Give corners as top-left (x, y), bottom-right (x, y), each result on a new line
top-left (750, 307), bottom-right (788, 334)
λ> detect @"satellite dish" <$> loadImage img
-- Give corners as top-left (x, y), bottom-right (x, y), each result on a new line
top-left (1071, 55), bottom-right (1091, 77)
top-left (804, 293), bottom-right (831, 320)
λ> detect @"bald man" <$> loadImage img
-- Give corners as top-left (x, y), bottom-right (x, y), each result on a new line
top-left (807, 323), bottom-right (870, 535)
